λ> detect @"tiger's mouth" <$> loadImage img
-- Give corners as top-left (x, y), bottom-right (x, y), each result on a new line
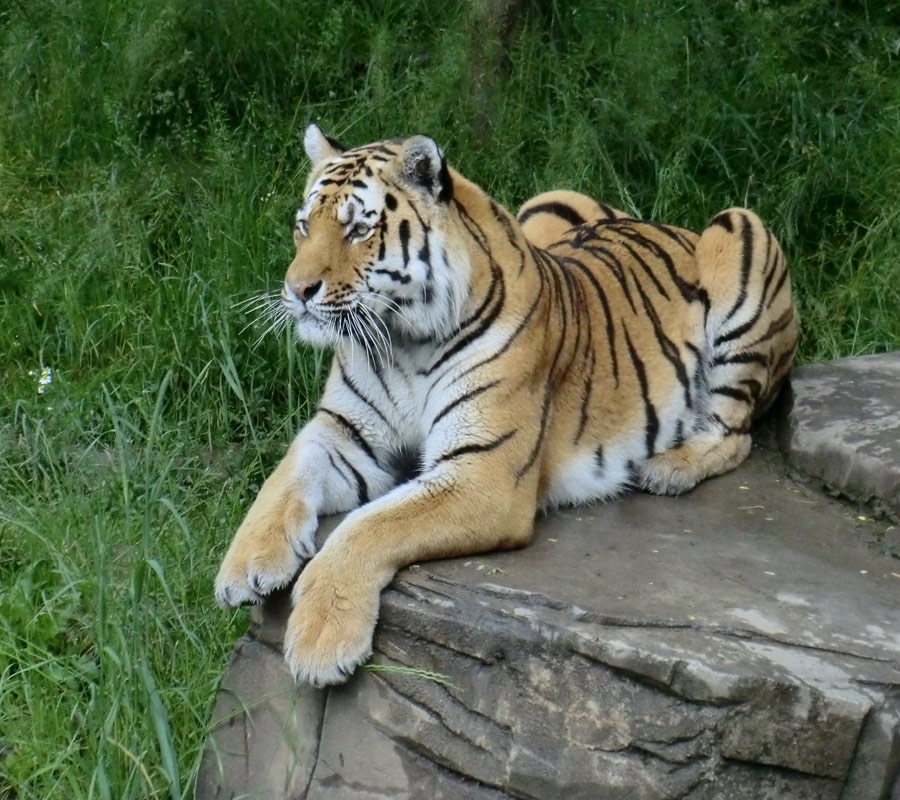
top-left (284, 292), bottom-right (395, 364)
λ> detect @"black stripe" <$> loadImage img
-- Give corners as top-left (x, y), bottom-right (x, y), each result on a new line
top-left (516, 386), bottom-right (553, 482)
top-left (712, 385), bottom-right (753, 404)
top-left (771, 345), bottom-right (795, 378)
top-left (455, 262), bottom-right (499, 332)
top-left (638, 220), bottom-right (697, 254)
top-left (323, 132), bottom-right (347, 152)
top-left (577, 243), bottom-right (637, 314)
top-left (710, 211), bottom-right (734, 232)
top-left (619, 240), bottom-right (671, 301)
top-left (764, 260), bottom-right (789, 308)
top-left (759, 245), bottom-right (780, 306)
top-left (455, 201), bottom-right (491, 252)
top-left (425, 266), bottom-right (505, 376)
top-left (335, 452), bottom-right (370, 505)
top-left (437, 157), bottom-right (453, 203)
top-left (615, 226), bottom-right (701, 304)
top-left (673, 419), bottom-right (685, 448)
top-left (745, 307), bottom-right (795, 349)
top-left (630, 277), bottom-right (692, 408)
top-left (326, 452), bottom-right (352, 487)
top-left (711, 351), bottom-right (770, 367)
top-left (518, 201), bottom-right (587, 227)
top-left (723, 214), bottom-right (755, 323)
top-left (430, 380), bottom-right (502, 431)
top-left (372, 267), bottom-right (411, 284)
top-left (435, 430), bottom-right (516, 465)
top-left (371, 361), bottom-right (399, 406)
top-left (336, 356), bottom-right (391, 426)
top-left (740, 378), bottom-right (763, 401)
top-left (418, 232), bottom-right (430, 266)
top-left (623, 324), bottom-right (659, 458)
top-left (715, 301), bottom-right (767, 347)
top-left (399, 219), bottom-right (410, 265)
top-left (565, 254), bottom-right (620, 387)
top-left (625, 459), bottom-right (640, 489)
top-left (574, 328), bottom-right (597, 443)
top-left (447, 257), bottom-right (549, 388)
top-left (597, 203), bottom-right (620, 220)
top-left (319, 408), bottom-right (378, 463)
top-left (544, 251), bottom-right (571, 381)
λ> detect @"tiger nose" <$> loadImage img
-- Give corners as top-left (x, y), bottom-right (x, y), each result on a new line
top-left (288, 280), bottom-right (323, 302)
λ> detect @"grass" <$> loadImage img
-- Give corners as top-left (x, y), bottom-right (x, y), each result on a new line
top-left (1, 0), bottom-right (898, 796)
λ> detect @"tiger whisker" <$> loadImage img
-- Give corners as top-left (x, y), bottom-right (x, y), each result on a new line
top-left (358, 303), bottom-right (393, 369)
top-left (251, 306), bottom-right (292, 349)
top-left (351, 310), bottom-right (379, 371)
top-left (231, 292), bottom-right (278, 311)
top-left (366, 291), bottom-right (415, 330)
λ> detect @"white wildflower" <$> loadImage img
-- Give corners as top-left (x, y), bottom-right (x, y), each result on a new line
top-left (38, 367), bottom-right (53, 394)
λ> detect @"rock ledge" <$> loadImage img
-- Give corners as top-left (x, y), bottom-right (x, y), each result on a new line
top-left (198, 354), bottom-right (900, 799)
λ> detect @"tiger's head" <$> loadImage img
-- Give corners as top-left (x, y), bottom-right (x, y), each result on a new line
top-left (283, 125), bottom-right (470, 353)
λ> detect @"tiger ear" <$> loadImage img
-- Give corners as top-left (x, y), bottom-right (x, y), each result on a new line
top-left (304, 124), bottom-right (345, 165)
top-left (399, 135), bottom-right (453, 203)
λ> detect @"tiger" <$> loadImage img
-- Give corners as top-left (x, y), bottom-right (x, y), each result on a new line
top-left (214, 124), bottom-right (798, 687)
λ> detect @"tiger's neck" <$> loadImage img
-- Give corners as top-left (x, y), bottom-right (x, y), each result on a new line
top-left (447, 170), bottom-right (534, 326)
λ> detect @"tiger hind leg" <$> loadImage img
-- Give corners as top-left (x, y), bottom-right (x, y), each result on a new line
top-left (642, 207), bottom-right (798, 496)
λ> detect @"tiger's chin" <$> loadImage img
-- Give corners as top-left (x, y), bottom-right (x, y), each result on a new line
top-left (291, 316), bottom-right (338, 349)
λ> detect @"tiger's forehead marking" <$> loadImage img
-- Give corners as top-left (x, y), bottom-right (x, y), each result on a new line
top-left (301, 159), bottom-right (388, 223)
top-left (295, 140), bottom-right (405, 225)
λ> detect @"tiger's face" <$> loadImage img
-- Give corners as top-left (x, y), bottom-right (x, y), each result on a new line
top-left (283, 125), bottom-right (469, 353)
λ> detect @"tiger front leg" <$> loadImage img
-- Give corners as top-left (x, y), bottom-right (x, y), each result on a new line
top-left (214, 413), bottom-right (395, 608)
top-left (284, 463), bottom-right (537, 686)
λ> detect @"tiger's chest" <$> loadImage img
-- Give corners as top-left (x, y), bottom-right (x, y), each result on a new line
top-left (323, 340), bottom-right (499, 473)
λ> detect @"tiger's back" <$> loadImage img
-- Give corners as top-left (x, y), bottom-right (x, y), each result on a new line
top-left (516, 188), bottom-right (797, 499)
top-left (215, 129), bottom-right (798, 686)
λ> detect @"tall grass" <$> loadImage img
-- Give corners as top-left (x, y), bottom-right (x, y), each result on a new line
top-left (1, 0), bottom-right (898, 796)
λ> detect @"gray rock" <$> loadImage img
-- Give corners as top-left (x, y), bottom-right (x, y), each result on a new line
top-left (778, 353), bottom-right (900, 518)
top-left (196, 636), bottom-right (325, 799)
top-left (198, 355), bottom-right (900, 799)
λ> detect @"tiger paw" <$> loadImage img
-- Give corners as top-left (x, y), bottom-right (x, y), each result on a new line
top-left (214, 491), bottom-right (317, 608)
top-left (283, 554), bottom-right (380, 686)
top-left (640, 450), bottom-right (703, 496)
top-left (641, 433), bottom-right (751, 496)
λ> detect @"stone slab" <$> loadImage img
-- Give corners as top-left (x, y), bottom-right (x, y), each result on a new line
top-left (778, 352), bottom-right (900, 519)
top-left (196, 637), bottom-right (326, 799)
top-left (197, 447), bottom-right (900, 799)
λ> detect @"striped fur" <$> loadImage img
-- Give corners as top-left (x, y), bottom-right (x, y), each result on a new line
top-left (517, 188), bottom-right (630, 246)
top-left (215, 126), bottom-right (799, 685)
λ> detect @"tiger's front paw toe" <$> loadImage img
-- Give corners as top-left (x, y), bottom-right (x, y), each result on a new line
top-left (215, 491), bottom-right (318, 608)
top-left (214, 538), bottom-right (303, 609)
top-left (283, 559), bottom-right (379, 687)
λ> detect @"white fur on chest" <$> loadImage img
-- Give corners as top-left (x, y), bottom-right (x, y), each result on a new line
top-left (324, 326), bottom-right (514, 464)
